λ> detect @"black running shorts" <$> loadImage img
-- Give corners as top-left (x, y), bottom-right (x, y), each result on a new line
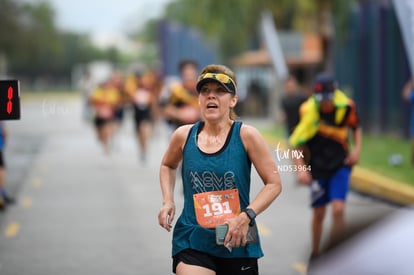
top-left (173, 249), bottom-right (258, 275)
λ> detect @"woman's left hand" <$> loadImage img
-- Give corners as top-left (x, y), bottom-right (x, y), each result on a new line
top-left (223, 214), bottom-right (250, 248)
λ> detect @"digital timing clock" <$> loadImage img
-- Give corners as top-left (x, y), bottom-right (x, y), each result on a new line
top-left (0, 80), bottom-right (20, 120)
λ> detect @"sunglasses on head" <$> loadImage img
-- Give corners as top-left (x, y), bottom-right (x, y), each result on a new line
top-left (198, 73), bottom-right (236, 94)
top-left (200, 73), bottom-right (235, 84)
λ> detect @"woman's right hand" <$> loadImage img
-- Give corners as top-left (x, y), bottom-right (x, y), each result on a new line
top-left (158, 202), bottom-right (175, 232)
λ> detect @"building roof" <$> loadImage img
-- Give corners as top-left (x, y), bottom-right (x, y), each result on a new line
top-left (231, 33), bottom-right (323, 68)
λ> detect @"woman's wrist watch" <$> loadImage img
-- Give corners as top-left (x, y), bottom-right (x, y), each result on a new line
top-left (241, 208), bottom-right (256, 226)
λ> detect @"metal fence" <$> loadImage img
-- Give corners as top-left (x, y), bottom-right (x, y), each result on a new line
top-left (334, 1), bottom-right (411, 137)
top-left (158, 20), bottom-right (217, 77)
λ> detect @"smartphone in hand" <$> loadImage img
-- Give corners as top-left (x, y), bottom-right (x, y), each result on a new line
top-left (216, 224), bottom-right (228, 245)
top-left (215, 223), bottom-right (258, 245)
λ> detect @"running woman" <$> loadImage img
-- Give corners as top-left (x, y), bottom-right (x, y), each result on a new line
top-left (158, 64), bottom-right (282, 275)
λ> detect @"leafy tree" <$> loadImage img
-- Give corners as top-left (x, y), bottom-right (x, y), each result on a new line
top-left (0, 0), bottom-right (25, 73)
top-left (9, 1), bottom-right (62, 75)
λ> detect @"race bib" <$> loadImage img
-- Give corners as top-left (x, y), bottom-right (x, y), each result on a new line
top-left (193, 189), bottom-right (240, 228)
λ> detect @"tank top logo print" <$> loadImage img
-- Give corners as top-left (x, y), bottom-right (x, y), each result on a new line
top-left (190, 171), bottom-right (236, 193)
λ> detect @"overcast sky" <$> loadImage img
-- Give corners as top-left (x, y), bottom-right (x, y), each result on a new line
top-left (44, 0), bottom-right (172, 35)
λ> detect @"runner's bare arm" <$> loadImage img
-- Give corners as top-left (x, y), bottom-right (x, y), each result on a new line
top-left (158, 125), bottom-right (192, 232)
top-left (402, 79), bottom-right (414, 101)
top-left (345, 126), bottom-right (362, 166)
top-left (291, 146), bottom-right (312, 184)
top-left (224, 125), bottom-right (282, 247)
top-left (240, 124), bottom-right (282, 216)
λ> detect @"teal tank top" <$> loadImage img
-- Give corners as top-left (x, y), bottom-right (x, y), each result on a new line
top-left (172, 121), bottom-right (264, 258)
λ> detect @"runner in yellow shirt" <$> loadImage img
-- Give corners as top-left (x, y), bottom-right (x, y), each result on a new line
top-left (90, 79), bottom-right (121, 155)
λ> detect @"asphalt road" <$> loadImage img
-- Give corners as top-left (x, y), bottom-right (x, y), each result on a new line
top-left (0, 95), bottom-right (398, 275)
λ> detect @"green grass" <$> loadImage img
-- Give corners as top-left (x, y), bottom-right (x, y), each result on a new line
top-left (359, 135), bottom-right (413, 185)
top-left (259, 126), bottom-right (414, 187)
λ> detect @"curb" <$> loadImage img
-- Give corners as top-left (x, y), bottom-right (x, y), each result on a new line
top-left (261, 132), bottom-right (414, 206)
top-left (351, 166), bottom-right (414, 206)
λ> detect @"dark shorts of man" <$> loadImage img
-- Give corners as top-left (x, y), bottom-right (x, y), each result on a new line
top-left (133, 106), bottom-right (151, 128)
top-left (94, 117), bottom-right (113, 128)
top-left (173, 249), bottom-right (258, 275)
top-left (311, 166), bottom-right (352, 207)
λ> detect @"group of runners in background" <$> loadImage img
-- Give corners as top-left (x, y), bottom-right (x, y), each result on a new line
top-left (80, 60), bottom-right (202, 160)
